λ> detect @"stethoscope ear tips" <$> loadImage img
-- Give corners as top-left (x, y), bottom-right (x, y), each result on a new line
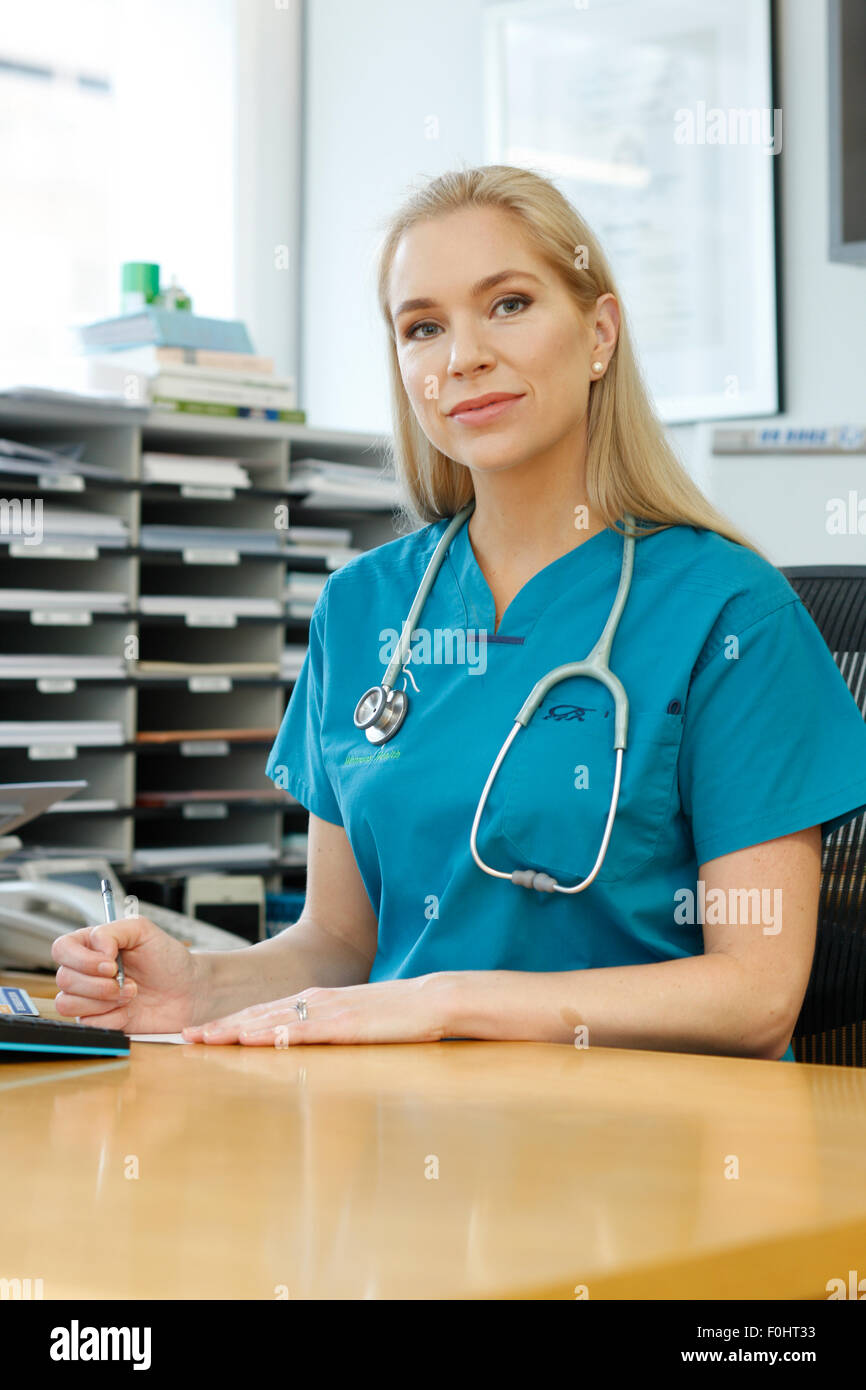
top-left (354, 685), bottom-right (409, 744)
top-left (511, 869), bottom-right (559, 892)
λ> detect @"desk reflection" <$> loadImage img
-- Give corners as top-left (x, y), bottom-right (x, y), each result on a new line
top-left (3, 1037), bottom-right (864, 1299)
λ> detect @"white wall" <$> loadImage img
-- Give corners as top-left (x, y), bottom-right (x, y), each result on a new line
top-left (685, 0), bottom-right (866, 566)
top-left (300, 0), bottom-right (488, 430)
top-left (111, 0), bottom-right (236, 320)
top-left (299, 0), bottom-right (866, 565)
top-left (233, 0), bottom-right (302, 385)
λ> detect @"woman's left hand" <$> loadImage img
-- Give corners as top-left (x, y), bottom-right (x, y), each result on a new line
top-left (181, 973), bottom-right (456, 1046)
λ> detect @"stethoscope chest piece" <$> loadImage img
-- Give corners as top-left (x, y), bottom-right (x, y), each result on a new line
top-left (353, 685), bottom-right (408, 744)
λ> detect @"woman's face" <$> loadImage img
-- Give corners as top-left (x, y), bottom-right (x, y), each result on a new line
top-left (388, 205), bottom-right (618, 476)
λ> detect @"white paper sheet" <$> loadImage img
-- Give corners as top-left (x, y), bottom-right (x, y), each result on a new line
top-left (129, 1033), bottom-right (191, 1044)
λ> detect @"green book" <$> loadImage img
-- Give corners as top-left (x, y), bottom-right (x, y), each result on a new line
top-left (151, 398), bottom-right (306, 424)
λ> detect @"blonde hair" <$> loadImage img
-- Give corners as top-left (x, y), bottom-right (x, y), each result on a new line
top-left (375, 163), bottom-right (763, 555)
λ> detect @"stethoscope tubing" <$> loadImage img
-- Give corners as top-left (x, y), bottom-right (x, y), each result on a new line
top-left (380, 501), bottom-right (476, 691)
top-left (353, 504), bottom-right (637, 892)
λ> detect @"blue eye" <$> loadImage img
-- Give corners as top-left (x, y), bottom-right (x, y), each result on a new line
top-left (495, 294), bottom-right (531, 316)
top-left (404, 293), bottom-right (532, 341)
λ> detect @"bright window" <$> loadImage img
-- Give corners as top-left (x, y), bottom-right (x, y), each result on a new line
top-left (0, 0), bottom-right (235, 361)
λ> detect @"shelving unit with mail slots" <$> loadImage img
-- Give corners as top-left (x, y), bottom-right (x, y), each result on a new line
top-left (0, 398), bottom-right (396, 909)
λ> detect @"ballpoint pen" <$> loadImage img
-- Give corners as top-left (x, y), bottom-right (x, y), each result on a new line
top-left (100, 878), bottom-right (125, 988)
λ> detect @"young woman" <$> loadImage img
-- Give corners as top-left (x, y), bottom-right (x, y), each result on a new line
top-left (53, 165), bottom-right (866, 1060)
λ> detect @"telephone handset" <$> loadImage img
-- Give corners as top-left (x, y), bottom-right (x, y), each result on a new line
top-left (0, 878), bottom-right (248, 972)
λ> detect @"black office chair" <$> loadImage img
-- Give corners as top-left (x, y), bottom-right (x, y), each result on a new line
top-left (781, 565), bottom-right (866, 1066)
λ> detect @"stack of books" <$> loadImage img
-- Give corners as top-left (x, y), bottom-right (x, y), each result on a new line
top-left (0, 720), bottom-right (124, 748)
top-left (141, 453), bottom-right (253, 489)
top-left (288, 457), bottom-right (403, 508)
top-left (77, 309), bottom-right (305, 423)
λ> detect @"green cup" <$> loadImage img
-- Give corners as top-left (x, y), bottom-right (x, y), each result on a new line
top-left (121, 262), bottom-right (160, 313)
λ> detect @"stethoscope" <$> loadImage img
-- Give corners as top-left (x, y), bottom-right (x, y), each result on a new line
top-left (353, 500), bottom-right (636, 893)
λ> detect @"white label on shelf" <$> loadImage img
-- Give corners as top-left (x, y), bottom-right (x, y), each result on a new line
top-left (182, 803), bottom-right (228, 819)
top-left (36, 678), bottom-right (77, 694)
top-left (185, 612), bottom-right (238, 628)
top-left (188, 676), bottom-right (233, 693)
top-left (28, 743), bottom-right (77, 760)
top-left (182, 548), bottom-right (240, 566)
top-left (180, 740), bottom-right (230, 757)
top-left (31, 609), bottom-right (93, 626)
top-left (37, 472), bottom-right (85, 492)
top-left (326, 550), bottom-right (353, 570)
top-left (180, 485), bottom-right (235, 500)
top-left (11, 543), bottom-right (98, 560)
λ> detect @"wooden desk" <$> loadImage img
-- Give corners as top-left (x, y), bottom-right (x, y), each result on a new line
top-left (2, 971), bottom-right (865, 1300)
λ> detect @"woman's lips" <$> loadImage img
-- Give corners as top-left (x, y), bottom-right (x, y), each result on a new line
top-left (449, 395), bottom-right (524, 425)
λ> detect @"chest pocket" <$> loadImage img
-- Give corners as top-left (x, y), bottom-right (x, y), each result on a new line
top-left (500, 704), bottom-right (683, 885)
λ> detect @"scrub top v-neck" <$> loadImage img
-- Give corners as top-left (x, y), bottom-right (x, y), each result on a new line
top-left (267, 511), bottom-right (866, 1063)
top-left (451, 514), bottom-right (620, 637)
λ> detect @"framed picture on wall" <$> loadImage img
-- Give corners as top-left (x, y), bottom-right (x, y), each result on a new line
top-left (828, 0), bottom-right (866, 266)
top-left (483, 0), bottom-right (780, 423)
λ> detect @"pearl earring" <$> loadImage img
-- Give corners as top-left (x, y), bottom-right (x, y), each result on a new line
top-left (592, 361), bottom-right (604, 373)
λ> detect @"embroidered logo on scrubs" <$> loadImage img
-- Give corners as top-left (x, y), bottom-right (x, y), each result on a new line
top-left (544, 704), bottom-right (610, 722)
top-left (344, 748), bottom-right (402, 765)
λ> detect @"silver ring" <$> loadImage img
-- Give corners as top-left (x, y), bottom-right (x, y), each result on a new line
top-left (293, 998), bottom-right (308, 1022)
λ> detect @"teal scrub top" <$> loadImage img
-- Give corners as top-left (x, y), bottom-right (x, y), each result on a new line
top-left (266, 514), bottom-right (866, 1063)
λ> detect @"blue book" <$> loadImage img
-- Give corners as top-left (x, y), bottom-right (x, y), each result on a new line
top-left (78, 309), bottom-right (254, 354)
top-left (0, 1012), bottom-right (130, 1059)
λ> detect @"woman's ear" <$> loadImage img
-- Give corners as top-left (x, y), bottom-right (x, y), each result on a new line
top-left (594, 293), bottom-right (620, 359)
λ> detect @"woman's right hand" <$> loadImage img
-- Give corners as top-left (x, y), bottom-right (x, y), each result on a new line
top-left (51, 916), bottom-right (205, 1034)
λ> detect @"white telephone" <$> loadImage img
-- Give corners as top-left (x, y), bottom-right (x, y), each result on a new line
top-left (0, 858), bottom-right (249, 971)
